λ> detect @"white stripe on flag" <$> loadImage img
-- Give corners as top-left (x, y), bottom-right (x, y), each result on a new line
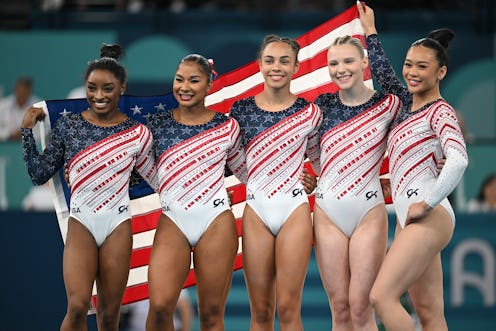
top-left (298, 18), bottom-right (364, 62)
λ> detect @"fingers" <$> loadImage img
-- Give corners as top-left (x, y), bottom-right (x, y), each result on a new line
top-left (300, 170), bottom-right (317, 194)
top-left (405, 201), bottom-right (432, 226)
top-left (357, 0), bottom-right (377, 36)
top-left (380, 178), bottom-right (392, 200)
top-left (64, 166), bottom-right (71, 189)
top-left (21, 107), bottom-right (46, 129)
top-left (356, 0), bottom-right (365, 13)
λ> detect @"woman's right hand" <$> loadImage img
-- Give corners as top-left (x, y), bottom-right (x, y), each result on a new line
top-left (357, 1), bottom-right (378, 37)
top-left (21, 106), bottom-right (46, 129)
top-left (380, 177), bottom-right (392, 201)
top-left (64, 165), bottom-right (71, 189)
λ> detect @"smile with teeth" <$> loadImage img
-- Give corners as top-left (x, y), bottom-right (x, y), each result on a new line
top-left (180, 94), bottom-right (193, 101)
top-left (408, 79), bottom-right (421, 86)
top-left (337, 74), bottom-right (351, 82)
top-left (94, 101), bottom-right (108, 107)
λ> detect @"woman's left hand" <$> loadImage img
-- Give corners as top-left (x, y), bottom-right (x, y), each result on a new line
top-left (300, 168), bottom-right (317, 194)
top-left (405, 201), bottom-right (433, 226)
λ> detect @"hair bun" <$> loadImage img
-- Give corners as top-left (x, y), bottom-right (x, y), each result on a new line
top-left (100, 44), bottom-right (125, 61)
top-left (427, 28), bottom-right (455, 50)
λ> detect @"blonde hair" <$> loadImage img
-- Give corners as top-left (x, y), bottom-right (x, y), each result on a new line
top-left (330, 35), bottom-right (365, 58)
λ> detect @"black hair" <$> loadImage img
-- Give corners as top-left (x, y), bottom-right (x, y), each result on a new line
top-left (85, 44), bottom-right (126, 84)
top-left (178, 53), bottom-right (216, 82)
top-left (258, 34), bottom-right (301, 62)
top-left (411, 28), bottom-right (455, 67)
top-left (477, 173), bottom-right (496, 202)
top-left (16, 76), bottom-right (33, 88)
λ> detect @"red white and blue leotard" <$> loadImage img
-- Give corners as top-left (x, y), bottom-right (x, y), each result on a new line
top-left (314, 92), bottom-right (401, 237)
top-left (230, 97), bottom-right (322, 235)
top-left (147, 110), bottom-right (247, 246)
top-left (22, 114), bottom-right (158, 246)
top-left (366, 34), bottom-right (468, 227)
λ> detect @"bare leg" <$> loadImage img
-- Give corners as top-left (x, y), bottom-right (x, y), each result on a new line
top-left (348, 204), bottom-right (387, 331)
top-left (242, 205), bottom-right (276, 331)
top-left (370, 206), bottom-right (453, 331)
top-left (314, 204), bottom-right (387, 331)
top-left (194, 210), bottom-right (238, 331)
top-left (146, 215), bottom-right (192, 331)
top-left (95, 219), bottom-right (133, 331)
top-left (275, 203), bottom-right (313, 331)
top-left (313, 205), bottom-right (352, 330)
top-left (60, 218), bottom-right (98, 331)
top-left (408, 253), bottom-right (448, 331)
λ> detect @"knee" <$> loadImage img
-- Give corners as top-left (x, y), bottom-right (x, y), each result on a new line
top-left (65, 299), bottom-right (90, 326)
top-left (96, 308), bottom-right (120, 330)
top-left (349, 294), bottom-right (372, 325)
top-left (277, 290), bottom-right (306, 324)
top-left (148, 298), bottom-right (177, 326)
top-left (277, 304), bottom-right (295, 324)
top-left (199, 304), bottom-right (222, 329)
top-left (414, 297), bottom-right (445, 326)
top-left (369, 287), bottom-right (384, 313)
top-left (251, 301), bottom-right (274, 325)
top-left (96, 300), bottom-right (123, 330)
top-left (330, 299), bottom-right (351, 325)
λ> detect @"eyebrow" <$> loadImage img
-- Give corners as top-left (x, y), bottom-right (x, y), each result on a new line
top-left (87, 82), bottom-right (115, 86)
top-left (175, 74), bottom-right (201, 79)
top-left (405, 59), bottom-right (430, 65)
top-left (263, 55), bottom-right (292, 60)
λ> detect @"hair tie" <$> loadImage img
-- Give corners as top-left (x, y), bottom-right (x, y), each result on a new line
top-left (98, 56), bottom-right (119, 64)
top-left (207, 58), bottom-right (219, 80)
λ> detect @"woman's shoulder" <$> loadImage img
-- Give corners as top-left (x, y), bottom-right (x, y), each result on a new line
top-left (232, 96), bottom-right (254, 107)
top-left (230, 97), bottom-right (255, 115)
top-left (428, 98), bottom-right (457, 118)
top-left (146, 109), bottom-right (171, 125)
top-left (52, 113), bottom-right (81, 131)
top-left (314, 92), bottom-right (338, 106)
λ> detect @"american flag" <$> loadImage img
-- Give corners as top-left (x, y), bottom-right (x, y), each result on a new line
top-left (36, 4), bottom-right (371, 308)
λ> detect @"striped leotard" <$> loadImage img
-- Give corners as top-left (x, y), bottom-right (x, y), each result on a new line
top-left (22, 113), bottom-right (158, 246)
top-left (366, 34), bottom-right (468, 228)
top-left (230, 97), bottom-right (322, 235)
top-left (148, 110), bottom-right (247, 246)
top-left (314, 92), bottom-right (400, 237)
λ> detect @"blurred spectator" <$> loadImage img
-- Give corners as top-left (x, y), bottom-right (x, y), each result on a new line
top-left (455, 110), bottom-right (474, 144)
top-left (67, 85), bottom-right (86, 99)
top-left (40, 0), bottom-right (64, 11)
top-left (37, 0), bottom-right (478, 13)
top-left (0, 76), bottom-right (40, 141)
top-left (120, 289), bottom-right (194, 331)
top-left (22, 182), bottom-right (55, 211)
top-left (467, 173), bottom-right (496, 213)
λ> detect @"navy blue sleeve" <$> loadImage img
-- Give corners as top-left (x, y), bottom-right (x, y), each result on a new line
top-left (21, 123), bottom-right (65, 185)
top-left (366, 34), bottom-right (412, 106)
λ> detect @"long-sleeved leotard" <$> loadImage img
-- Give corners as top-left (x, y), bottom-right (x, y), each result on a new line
top-left (22, 113), bottom-right (158, 246)
top-left (230, 96), bottom-right (322, 235)
top-left (315, 92), bottom-right (400, 237)
top-left (366, 34), bottom-right (468, 227)
top-left (147, 110), bottom-right (247, 246)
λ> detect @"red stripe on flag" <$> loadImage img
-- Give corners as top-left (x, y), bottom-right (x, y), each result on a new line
top-left (297, 6), bottom-right (360, 44)
top-left (131, 210), bottom-right (161, 233)
top-left (130, 247), bottom-right (151, 269)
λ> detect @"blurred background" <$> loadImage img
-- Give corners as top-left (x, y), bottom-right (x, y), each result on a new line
top-left (0, 0), bottom-right (495, 330)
